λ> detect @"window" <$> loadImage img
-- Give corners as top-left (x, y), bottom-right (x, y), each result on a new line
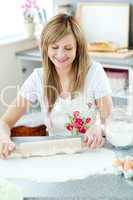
top-left (0, 1), bottom-right (24, 40)
top-left (38, 0), bottom-right (53, 20)
top-left (0, 0), bottom-right (53, 40)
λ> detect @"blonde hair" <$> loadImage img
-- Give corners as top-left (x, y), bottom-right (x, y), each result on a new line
top-left (41, 14), bottom-right (90, 112)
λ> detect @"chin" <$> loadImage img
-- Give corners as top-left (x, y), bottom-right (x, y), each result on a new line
top-left (54, 62), bottom-right (72, 70)
top-left (55, 65), bottom-right (70, 71)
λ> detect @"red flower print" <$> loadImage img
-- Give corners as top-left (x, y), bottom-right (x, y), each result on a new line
top-left (74, 118), bottom-right (83, 128)
top-left (65, 111), bottom-right (92, 136)
top-left (73, 111), bottom-right (80, 118)
top-left (66, 123), bottom-right (73, 131)
top-left (86, 117), bottom-right (91, 124)
top-left (78, 127), bottom-right (87, 134)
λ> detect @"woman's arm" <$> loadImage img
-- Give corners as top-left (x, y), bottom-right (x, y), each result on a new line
top-left (95, 95), bottom-right (113, 125)
top-left (0, 95), bottom-right (31, 158)
top-left (1, 95), bottom-right (31, 129)
top-left (84, 95), bottom-right (112, 149)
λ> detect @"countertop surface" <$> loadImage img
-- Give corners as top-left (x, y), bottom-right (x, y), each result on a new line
top-left (6, 138), bottom-right (133, 199)
top-left (18, 173), bottom-right (133, 200)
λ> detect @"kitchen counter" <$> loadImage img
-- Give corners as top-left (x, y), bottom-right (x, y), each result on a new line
top-left (16, 48), bottom-right (42, 62)
top-left (5, 139), bottom-right (133, 200)
top-left (16, 173), bottom-right (133, 200)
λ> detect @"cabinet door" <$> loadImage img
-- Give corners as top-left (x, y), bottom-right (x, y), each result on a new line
top-left (103, 64), bottom-right (129, 107)
top-left (18, 59), bottom-right (42, 114)
top-left (20, 60), bottom-right (41, 84)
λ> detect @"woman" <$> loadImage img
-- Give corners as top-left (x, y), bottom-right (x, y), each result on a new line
top-left (0, 14), bottom-right (112, 159)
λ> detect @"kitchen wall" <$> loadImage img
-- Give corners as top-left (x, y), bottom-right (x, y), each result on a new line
top-left (0, 39), bottom-right (37, 116)
top-left (53, 0), bottom-right (133, 48)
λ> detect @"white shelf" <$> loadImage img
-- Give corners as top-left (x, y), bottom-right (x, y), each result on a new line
top-left (112, 89), bottom-right (128, 99)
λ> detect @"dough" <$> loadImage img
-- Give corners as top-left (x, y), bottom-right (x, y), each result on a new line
top-left (10, 137), bottom-right (83, 158)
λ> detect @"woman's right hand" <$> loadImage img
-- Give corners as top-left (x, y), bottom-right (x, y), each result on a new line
top-left (0, 95), bottom-right (30, 159)
top-left (0, 134), bottom-right (15, 159)
top-left (0, 120), bottom-right (15, 159)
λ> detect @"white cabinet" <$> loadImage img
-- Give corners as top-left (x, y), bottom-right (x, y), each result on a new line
top-left (16, 52), bottom-right (42, 114)
top-left (103, 63), bottom-right (133, 115)
top-left (17, 59), bottom-right (41, 85)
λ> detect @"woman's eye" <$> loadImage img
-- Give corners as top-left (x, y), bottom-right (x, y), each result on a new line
top-left (65, 48), bottom-right (73, 51)
top-left (51, 46), bottom-right (58, 49)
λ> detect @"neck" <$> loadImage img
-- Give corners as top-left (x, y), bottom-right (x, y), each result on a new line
top-left (59, 73), bottom-right (70, 82)
top-left (57, 70), bottom-right (72, 83)
top-left (56, 64), bottom-right (72, 79)
top-left (59, 72), bottom-right (73, 93)
top-left (55, 65), bottom-right (73, 93)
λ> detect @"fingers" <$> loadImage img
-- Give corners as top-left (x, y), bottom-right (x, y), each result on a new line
top-left (83, 135), bottom-right (93, 146)
top-left (83, 135), bottom-right (88, 143)
top-left (90, 134), bottom-right (102, 149)
top-left (83, 134), bottom-right (105, 149)
top-left (83, 135), bottom-right (93, 147)
top-left (98, 137), bottom-right (105, 148)
top-left (0, 141), bottom-right (15, 159)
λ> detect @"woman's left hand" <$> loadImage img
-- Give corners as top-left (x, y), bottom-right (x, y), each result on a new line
top-left (83, 125), bottom-right (105, 149)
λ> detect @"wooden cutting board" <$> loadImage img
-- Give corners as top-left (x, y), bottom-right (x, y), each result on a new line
top-left (88, 49), bottom-right (133, 59)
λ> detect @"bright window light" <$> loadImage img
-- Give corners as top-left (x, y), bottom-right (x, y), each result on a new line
top-left (0, 0), bottom-right (53, 40)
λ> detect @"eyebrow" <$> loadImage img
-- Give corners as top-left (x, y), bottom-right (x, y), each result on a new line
top-left (51, 44), bottom-right (74, 47)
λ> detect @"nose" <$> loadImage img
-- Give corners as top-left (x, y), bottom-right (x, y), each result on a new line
top-left (55, 48), bottom-right (66, 59)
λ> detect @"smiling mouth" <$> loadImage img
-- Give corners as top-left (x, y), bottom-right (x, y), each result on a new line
top-left (55, 57), bottom-right (69, 63)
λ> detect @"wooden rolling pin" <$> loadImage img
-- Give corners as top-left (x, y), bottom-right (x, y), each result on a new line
top-left (0, 136), bottom-right (87, 159)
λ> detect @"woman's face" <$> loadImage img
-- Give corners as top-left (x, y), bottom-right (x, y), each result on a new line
top-left (48, 34), bottom-right (77, 73)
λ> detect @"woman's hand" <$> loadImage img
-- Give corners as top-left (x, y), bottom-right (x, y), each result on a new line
top-left (83, 125), bottom-right (105, 149)
top-left (0, 135), bottom-right (15, 159)
top-left (0, 120), bottom-right (15, 159)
